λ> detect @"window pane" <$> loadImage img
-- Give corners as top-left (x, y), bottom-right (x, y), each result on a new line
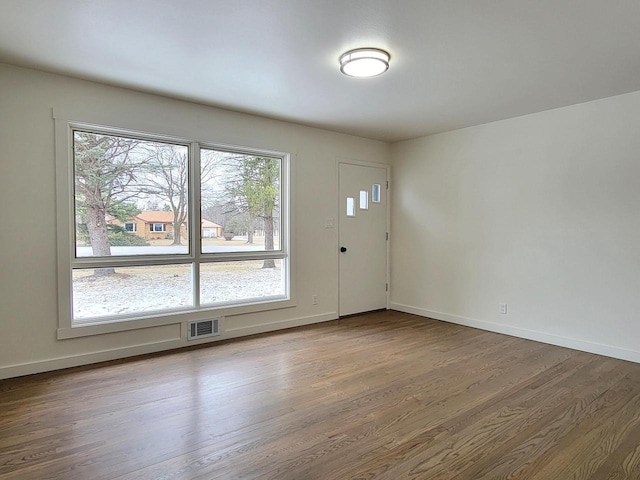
top-left (372, 184), bottom-right (381, 203)
top-left (64, 126), bottom-right (290, 328)
top-left (200, 260), bottom-right (285, 305)
top-left (72, 264), bottom-right (193, 321)
top-left (346, 197), bottom-right (356, 217)
top-left (73, 131), bottom-right (189, 257)
top-left (200, 149), bottom-right (281, 254)
top-left (359, 190), bottom-right (369, 210)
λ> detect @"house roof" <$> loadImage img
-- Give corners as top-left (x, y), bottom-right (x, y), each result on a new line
top-left (135, 211), bottom-right (175, 223)
top-left (134, 211), bottom-right (221, 228)
top-left (202, 219), bottom-right (222, 229)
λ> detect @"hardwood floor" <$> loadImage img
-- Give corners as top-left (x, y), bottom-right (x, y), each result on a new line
top-left (2, 311), bottom-right (640, 479)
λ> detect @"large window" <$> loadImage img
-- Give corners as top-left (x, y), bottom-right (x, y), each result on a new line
top-left (56, 122), bottom-right (289, 335)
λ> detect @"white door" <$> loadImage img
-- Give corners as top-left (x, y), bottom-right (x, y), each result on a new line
top-left (339, 162), bottom-right (388, 316)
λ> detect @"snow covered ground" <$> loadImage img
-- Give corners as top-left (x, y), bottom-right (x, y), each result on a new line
top-left (72, 262), bottom-right (284, 320)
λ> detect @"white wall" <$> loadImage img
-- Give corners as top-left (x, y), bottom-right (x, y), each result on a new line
top-left (0, 63), bottom-right (390, 379)
top-left (390, 90), bottom-right (640, 362)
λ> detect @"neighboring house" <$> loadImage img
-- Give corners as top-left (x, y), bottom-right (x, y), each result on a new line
top-left (202, 219), bottom-right (222, 238)
top-left (132, 211), bottom-right (184, 240)
top-left (109, 211), bottom-right (222, 240)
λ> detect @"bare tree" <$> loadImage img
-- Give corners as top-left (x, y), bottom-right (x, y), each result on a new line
top-left (143, 145), bottom-right (218, 245)
top-left (143, 145), bottom-right (189, 245)
top-left (74, 132), bottom-right (146, 275)
top-left (200, 150), bottom-right (246, 236)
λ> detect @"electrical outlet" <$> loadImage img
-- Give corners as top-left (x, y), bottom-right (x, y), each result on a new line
top-left (312, 294), bottom-right (318, 305)
top-left (499, 303), bottom-right (508, 314)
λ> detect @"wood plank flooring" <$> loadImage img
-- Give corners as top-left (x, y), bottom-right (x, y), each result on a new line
top-left (2, 310), bottom-right (640, 479)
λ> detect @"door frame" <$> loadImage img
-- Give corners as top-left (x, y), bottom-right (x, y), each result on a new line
top-left (336, 157), bottom-right (391, 316)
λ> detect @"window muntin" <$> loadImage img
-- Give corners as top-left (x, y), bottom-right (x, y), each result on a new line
top-left (65, 126), bottom-right (289, 327)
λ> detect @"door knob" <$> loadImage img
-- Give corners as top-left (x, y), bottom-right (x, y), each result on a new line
top-left (340, 246), bottom-right (347, 253)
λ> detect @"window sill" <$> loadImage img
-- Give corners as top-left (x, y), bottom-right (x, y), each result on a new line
top-left (57, 296), bottom-right (296, 339)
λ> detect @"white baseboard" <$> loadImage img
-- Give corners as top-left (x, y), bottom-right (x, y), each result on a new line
top-left (0, 339), bottom-right (183, 380)
top-left (224, 312), bottom-right (338, 339)
top-left (390, 302), bottom-right (640, 364)
top-left (0, 312), bottom-right (338, 380)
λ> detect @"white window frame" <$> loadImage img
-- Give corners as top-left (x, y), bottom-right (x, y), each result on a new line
top-left (124, 222), bottom-right (137, 232)
top-left (54, 114), bottom-right (293, 339)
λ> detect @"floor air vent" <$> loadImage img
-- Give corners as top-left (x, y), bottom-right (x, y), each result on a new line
top-left (188, 318), bottom-right (220, 340)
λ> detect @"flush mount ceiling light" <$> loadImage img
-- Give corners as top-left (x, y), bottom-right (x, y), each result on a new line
top-left (339, 48), bottom-right (390, 78)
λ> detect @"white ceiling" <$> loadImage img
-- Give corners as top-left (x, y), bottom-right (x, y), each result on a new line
top-left (1, 0), bottom-right (639, 142)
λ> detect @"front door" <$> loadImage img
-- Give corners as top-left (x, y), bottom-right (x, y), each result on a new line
top-left (338, 162), bottom-right (388, 316)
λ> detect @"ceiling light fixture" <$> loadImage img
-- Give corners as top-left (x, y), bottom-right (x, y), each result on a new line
top-left (339, 48), bottom-right (390, 78)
